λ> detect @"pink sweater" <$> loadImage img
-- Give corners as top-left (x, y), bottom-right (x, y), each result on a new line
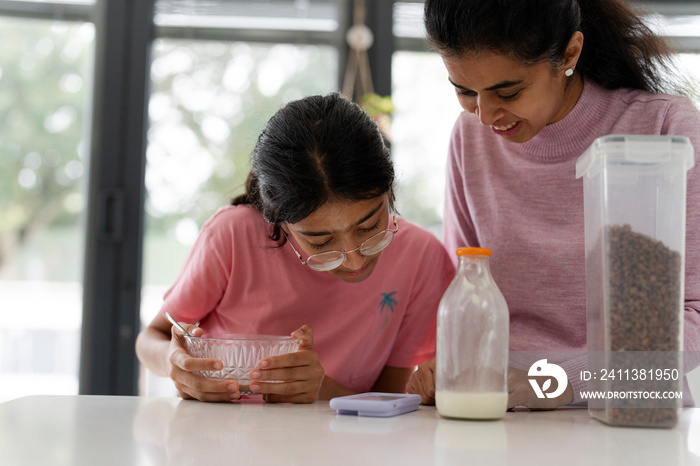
top-left (443, 78), bottom-right (700, 402)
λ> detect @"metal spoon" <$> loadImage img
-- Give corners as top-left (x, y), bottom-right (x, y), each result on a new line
top-left (165, 312), bottom-right (193, 337)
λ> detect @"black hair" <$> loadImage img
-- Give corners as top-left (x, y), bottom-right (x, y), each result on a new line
top-left (231, 93), bottom-right (395, 241)
top-left (424, 0), bottom-right (687, 95)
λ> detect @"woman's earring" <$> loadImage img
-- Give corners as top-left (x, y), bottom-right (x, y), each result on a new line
top-left (565, 68), bottom-right (574, 77)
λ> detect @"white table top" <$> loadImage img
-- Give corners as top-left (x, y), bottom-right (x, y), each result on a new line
top-left (1, 395), bottom-right (699, 466)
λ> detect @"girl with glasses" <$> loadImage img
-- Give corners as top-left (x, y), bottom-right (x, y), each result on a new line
top-left (136, 93), bottom-right (455, 403)
top-left (407, 0), bottom-right (700, 410)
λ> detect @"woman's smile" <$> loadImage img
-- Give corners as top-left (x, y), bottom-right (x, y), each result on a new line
top-left (491, 120), bottom-right (522, 137)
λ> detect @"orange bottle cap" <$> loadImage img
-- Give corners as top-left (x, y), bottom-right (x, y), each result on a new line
top-left (456, 247), bottom-right (492, 256)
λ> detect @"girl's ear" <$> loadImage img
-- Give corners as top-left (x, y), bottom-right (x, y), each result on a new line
top-left (563, 31), bottom-right (584, 73)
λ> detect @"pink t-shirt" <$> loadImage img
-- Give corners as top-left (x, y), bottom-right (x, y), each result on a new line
top-left (444, 78), bottom-right (700, 402)
top-left (161, 204), bottom-right (455, 392)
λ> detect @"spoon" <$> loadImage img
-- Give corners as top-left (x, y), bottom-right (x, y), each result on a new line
top-left (165, 312), bottom-right (193, 337)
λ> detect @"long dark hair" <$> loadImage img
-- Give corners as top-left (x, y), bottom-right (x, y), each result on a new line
top-left (424, 0), bottom-right (686, 95)
top-left (232, 93), bottom-right (395, 241)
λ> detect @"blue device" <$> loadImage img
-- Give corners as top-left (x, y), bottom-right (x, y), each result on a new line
top-left (330, 392), bottom-right (422, 417)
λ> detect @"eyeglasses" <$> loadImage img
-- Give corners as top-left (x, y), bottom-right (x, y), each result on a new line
top-left (285, 212), bottom-right (399, 272)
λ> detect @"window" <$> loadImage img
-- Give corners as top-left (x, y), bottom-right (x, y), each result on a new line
top-left (0, 17), bottom-right (94, 402)
top-left (391, 51), bottom-right (462, 237)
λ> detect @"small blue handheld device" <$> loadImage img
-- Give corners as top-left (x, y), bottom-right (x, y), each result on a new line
top-left (329, 392), bottom-right (422, 417)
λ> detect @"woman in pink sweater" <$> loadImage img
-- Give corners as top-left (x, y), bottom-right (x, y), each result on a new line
top-left (408, 0), bottom-right (700, 409)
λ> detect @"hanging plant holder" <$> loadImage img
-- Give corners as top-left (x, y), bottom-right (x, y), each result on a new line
top-left (342, 0), bottom-right (393, 142)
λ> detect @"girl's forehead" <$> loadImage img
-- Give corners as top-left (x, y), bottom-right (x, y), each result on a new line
top-left (291, 196), bottom-right (386, 234)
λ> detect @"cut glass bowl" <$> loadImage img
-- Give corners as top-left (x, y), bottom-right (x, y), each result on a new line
top-left (185, 334), bottom-right (300, 395)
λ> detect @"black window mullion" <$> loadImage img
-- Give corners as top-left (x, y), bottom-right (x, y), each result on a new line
top-left (80, 0), bottom-right (154, 396)
top-left (365, 0), bottom-right (394, 97)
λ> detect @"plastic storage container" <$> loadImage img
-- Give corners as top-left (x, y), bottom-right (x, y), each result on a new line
top-left (575, 135), bottom-right (694, 428)
top-left (435, 247), bottom-right (509, 420)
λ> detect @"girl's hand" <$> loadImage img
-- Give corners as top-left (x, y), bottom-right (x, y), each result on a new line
top-left (507, 366), bottom-right (573, 410)
top-left (406, 358), bottom-right (436, 405)
top-left (167, 322), bottom-right (242, 402)
top-left (248, 325), bottom-right (325, 403)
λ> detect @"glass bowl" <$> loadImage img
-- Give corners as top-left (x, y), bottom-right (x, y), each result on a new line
top-left (185, 334), bottom-right (300, 394)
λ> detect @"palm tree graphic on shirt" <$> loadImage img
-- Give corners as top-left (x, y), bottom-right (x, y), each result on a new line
top-left (379, 292), bottom-right (398, 328)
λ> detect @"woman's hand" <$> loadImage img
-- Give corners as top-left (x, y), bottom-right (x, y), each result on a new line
top-left (406, 358), bottom-right (436, 405)
top-left (507, 366), bottom-right (573, 410)
top-left (248, 325), bottom-right (325, 403)
top-left (167, 323), bottom-right (242, 402)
